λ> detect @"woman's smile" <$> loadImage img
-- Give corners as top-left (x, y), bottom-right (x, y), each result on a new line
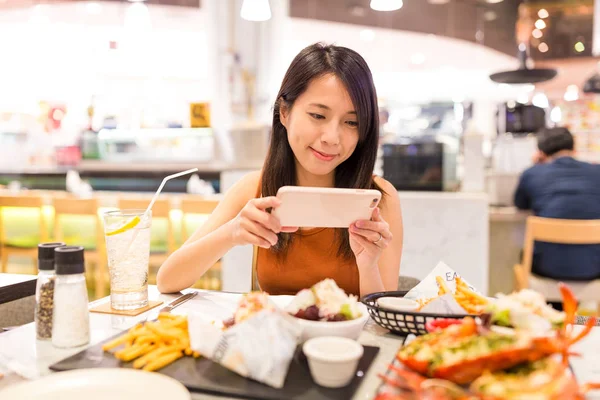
top-left (309, 147), bottom-right (337, 162)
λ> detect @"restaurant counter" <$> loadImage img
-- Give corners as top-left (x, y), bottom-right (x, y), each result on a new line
top-left (0, 161), bottom-right (262, 193)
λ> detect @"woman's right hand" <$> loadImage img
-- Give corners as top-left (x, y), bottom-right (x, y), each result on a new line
top-left (228, 196), bottom-right (297, 249)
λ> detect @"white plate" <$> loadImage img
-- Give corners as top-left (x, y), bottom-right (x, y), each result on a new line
top-left (0, 368), bottom-right (191, 400)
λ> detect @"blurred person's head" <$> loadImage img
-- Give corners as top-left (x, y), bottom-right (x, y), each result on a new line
top-left (261, 42), bottom-right (382, 258)
top-left (536, 127), bottom-right (575, 161)
top-left (262, 42), bottom-right (380, 192)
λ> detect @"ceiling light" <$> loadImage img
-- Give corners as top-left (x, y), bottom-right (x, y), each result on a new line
top-left (532, 29), bottom-right (543, 39)
top-left (484, 11), bottom-right (497, 21)
top-left (85, 2), bottom-right (102, 14)
top-left (564, 84), bottom-right (579, 101)
top-left (370, 0), bottom-right (403, 12)
top-left (532, 93), bottom-right (549, 108)
top-left (490, 45), bottom-right (556, 84)
top-left (124, 2), bottom-right (151, 30)
top-left (348, 5), bottom-right (367, 17)
top-left (550, 106), bottom-right (562, 123)
top-left (538, 42), bottom-right (549, 53)
top-left (538, 9), bottom-right (549, 19)
top-left (427, 0), bottom-right (450, 4)
top-left (485, 0), bottom-right (504, 3)
top-left (241, 0), bottom-right (271, 22)
top-left (574, 41), bottom-right (585, 53)
top-left (517, 93), bottom-right (529, 104)
top-left (410, 53), bottom-right (426, 65)
top-left (535, 19), bottom-right (546, 29)
top-left (359, 29), bottom-right (375, 42)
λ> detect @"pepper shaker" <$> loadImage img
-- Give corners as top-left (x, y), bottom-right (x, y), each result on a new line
top-left (35, 242), bottom-right (66, 340)
top-left (52, 246), bottom-right (90, 348)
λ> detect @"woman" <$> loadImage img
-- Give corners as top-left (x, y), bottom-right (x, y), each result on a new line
top-left (157, 43), bottom-right (403, 297)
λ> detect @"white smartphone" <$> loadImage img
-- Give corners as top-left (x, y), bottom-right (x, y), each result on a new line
top-left (272, 186), bottom-right (381, 228)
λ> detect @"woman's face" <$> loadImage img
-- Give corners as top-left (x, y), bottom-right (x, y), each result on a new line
top-left (280, 74), bottom-right (359, 182)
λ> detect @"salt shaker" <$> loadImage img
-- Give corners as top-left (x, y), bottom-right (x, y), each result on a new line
top-left (35, 242), bottom-right (66, 340)
top-left (52, 246), bottom-right (90, 348)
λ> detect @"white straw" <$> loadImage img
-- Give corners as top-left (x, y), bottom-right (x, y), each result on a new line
top-left (117, 168), bottom-right (199, 263)
top-left (143, 168), bottom-right (199, 219)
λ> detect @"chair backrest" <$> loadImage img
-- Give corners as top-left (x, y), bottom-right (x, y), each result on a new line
top-left (251, 245), bottom-right (260, 291)
top-left (180, 197), bottom-right (219, 242)
top-left (117, 198), bottom-right (174, 254)
top-left (117, 198), bottom-right (170, 219)
top-left (53, 197), bottom-right (99, 216)
top-left (521, 216), bottom-right (600, 276)
top-left (52, 197), bottom-right (101, 249)
top-left (0, 195), bottom-right (48, 244)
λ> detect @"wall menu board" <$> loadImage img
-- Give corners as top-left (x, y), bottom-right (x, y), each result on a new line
top-left (190, 103), bottom-right (211, 128)
top-left (555, 96), bottom-right (600, 164)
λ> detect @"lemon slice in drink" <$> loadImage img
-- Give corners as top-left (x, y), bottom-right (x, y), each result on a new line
top-left (105, 216), bottom-right (141, 236)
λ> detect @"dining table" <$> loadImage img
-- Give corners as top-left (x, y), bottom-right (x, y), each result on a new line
top-left (1, 285), bottom-right (600, 399)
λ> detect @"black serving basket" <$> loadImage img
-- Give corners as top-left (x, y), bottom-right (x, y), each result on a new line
top-left (361, 290), bottom-right (470, 336)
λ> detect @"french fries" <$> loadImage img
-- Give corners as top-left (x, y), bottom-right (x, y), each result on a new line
top-left (102, 313), bottom-right (198, 372)
top-left (416, 276), bottom-right (489, 314)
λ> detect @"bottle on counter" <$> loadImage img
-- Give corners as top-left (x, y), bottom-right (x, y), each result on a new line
top-left (52, 246), bottom-right (90, 348)
top-left (35, 242), bottom-right (66, 340)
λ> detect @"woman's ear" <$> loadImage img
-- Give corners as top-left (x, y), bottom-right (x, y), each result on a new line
top-left (279, 103), bottom-right (289, 128)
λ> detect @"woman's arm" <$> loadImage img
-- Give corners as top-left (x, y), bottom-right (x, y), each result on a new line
top-left (356, 177), bottom-right (403, 297)
top-left (156, 171), bottom-right (261, 293)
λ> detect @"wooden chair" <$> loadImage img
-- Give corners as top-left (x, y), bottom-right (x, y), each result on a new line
top-left (514, 216), bottom-right (600, 311)
top-left (52, 197), bottom-right (106, 297)
top-left (0, 195), bottom-right (48, 273)
top-left (117, 198), bottom-right (175, 280)
top-left (251, 245), bottom-right (260, 291)
top-left (180, 197), bottom-right (221, 290)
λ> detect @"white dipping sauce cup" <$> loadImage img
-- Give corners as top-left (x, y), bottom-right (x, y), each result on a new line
top-left (302, 336), bottom-right (364, 388)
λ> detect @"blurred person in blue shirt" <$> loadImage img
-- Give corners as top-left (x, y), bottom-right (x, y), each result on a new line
top-left (514, 127), bottom-right (600, 282)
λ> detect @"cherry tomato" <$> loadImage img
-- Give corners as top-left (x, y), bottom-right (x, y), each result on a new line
top-left (425, 318), bottom-right (462, 333)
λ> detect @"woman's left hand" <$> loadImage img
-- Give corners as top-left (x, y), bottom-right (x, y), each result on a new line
top-left (349, 207), bottom-right (392, 270)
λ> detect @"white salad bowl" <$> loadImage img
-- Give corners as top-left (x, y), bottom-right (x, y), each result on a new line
top-left (291, 302), bottom-right (370, 342)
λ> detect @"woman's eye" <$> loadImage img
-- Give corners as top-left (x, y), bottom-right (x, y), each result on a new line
top-left (346, 120), bottom-right (358, 127)
top-left (309, 113), bottom-right (325, 120)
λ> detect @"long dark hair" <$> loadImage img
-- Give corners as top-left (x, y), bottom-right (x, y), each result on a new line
top-left (262, 42), bottom-right (384, 259)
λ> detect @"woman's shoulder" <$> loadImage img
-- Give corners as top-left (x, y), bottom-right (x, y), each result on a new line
top-left (230, 170), bottom-right (262, 197)
top-left (220, 170), bottom-right (262, 209)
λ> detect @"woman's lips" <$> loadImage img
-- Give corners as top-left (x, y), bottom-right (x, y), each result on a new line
top-left (310, 147), bottom-right (337, 161)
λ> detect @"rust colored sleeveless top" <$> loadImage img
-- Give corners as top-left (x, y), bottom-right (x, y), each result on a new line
top-left (255, 184), bottom-right (360, 296)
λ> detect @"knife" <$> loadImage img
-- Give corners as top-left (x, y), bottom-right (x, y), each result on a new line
top-left (159, 291), bottom-right (198, 313)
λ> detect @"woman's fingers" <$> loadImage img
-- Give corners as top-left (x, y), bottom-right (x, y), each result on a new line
top-left (252, 196), bottom-right (281, 210)
top-left (245, 219), bottom-right (279, 246)
top-left (240, 230), bottom-right (272, 249)
top-left (349, 230), bottom-right (374, 249)
top-left (350, 224), bottom-right (390, 245)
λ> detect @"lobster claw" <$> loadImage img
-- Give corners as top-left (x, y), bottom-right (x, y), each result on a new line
top-left (559, 282), bottom-right (578, 330)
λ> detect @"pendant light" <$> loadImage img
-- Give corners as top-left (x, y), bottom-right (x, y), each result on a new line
top-left (370, 0), bottom-right (403, 12)
top-left (241, 0), bottom-right (271, 22)
top-left (489, 45), bottom-right (557, 84)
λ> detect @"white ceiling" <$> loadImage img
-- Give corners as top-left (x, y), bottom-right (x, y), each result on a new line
top-left (282, 18), bottom-right (533, 104)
